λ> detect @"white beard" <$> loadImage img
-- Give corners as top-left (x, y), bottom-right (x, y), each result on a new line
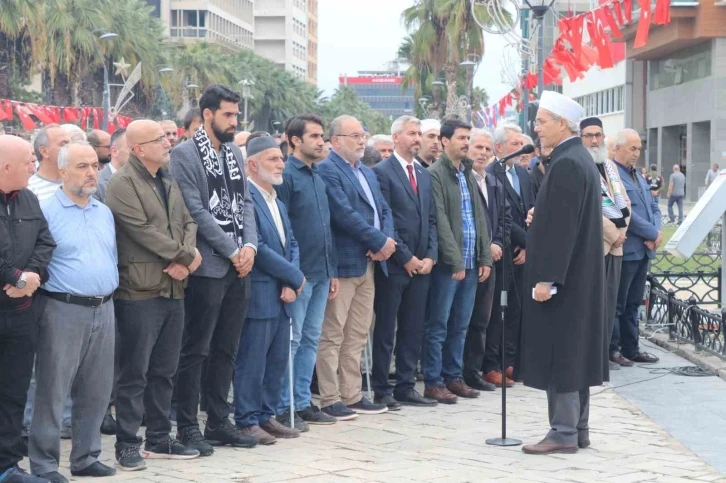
top-left (587, 145), bottom-right (608, 164)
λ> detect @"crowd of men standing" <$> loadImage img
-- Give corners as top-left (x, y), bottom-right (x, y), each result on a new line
top-left (0, 84), bottom-right (665, 483)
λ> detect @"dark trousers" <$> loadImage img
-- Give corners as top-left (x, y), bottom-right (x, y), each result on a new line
top-left (462, 269), bottom-right (496, 380)
top-left (482, 261), bottom-right (523, 374)
top-left (115, 297), bottom-right (184, 447)
top-left (233, 313), bottom-right (290, 428)
top-left (372, 269), bottom-right (430, 396)
top-left (176, 269), bottom-right (250, 430)
top-left (611, 256), bottom-right (649, 359)
top-left (546, 387), bottom-right (590, 446)
top-left (604, 255), bottom-right (623, 355)
top-left (0, 307), bottom-right (37, 474)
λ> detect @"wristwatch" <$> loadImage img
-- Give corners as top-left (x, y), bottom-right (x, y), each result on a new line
top-left (15, 273), bottom-right (27, 289)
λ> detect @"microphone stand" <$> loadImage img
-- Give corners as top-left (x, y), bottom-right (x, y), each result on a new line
top-left (486, 158), bottom-right (522, 448)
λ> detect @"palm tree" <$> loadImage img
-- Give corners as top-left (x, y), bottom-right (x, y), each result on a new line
top-left (0, 0), bottom-right (43, 98)
top-left (168, 42), bottom-right (235, 108)
top-left (402, 0), bottom-right (502, 118)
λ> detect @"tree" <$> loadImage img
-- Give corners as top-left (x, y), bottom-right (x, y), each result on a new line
top-left (402, 0), bottom-right (504, 118)
top-left (318, 87), bottom-right (391, 135)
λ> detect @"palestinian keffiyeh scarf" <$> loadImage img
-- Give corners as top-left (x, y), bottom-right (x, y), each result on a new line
top-left (193, 127), bottom-right (245, 248)
top-left (600, 159), bottom-right (630, 228)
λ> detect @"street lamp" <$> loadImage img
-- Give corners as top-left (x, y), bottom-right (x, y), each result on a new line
top-left (156, 66), bottom-right (174, 120)
top-left (94, 31), bottom-right (118, 131)
top-left (460, 54), bottom-right (480, 123)
top-left (271, 121), bottom-right (281, 134)
top-left (238, 79), bottom-right (255, 130)
top-left (523, 0), bottom-right (556, 98)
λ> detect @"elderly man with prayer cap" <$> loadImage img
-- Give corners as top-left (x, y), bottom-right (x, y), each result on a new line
top-left (520, 91), bottom-right (607, 455)
top-left (232, 133), bottom-right (306, 445)
top-left (415, 119), bottom-right (441, 167)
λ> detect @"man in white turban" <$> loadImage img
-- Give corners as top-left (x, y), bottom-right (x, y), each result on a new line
top-left (520, 91), bottom-right (607, 455)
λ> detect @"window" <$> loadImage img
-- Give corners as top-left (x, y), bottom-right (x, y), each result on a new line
top-left (574, 86), bottom-right (626, 116)
top-left (649, 42), bottom-right (712, 90)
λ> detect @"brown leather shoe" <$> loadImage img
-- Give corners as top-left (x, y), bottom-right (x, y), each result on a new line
top-left (260, 419), bottom-right (301, 439)
top-left (482, 370), bottom-right (514, 388)
top-left (239, 424), bottom-right (276, 445)
top-left (505, 366), bottom-right (519, 383)
top-left (446, 378), bottom-right (480, 398)
top-left (610, 352), bottom-right (633, 367)
top-left (423, 385), bottom-right (458, 404)
top-left (522, 438), bottom-right (578, 455)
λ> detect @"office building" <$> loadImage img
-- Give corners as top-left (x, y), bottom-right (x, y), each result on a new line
top-left (339, 62), bottom-right (415, 120)
top-left (254, 0), bottom-right (310, 81)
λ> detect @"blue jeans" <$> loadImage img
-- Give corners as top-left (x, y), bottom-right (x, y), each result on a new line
top-left (233, 314), bottom-right (289, 427)
top-left (668, 195), bottom-right (684, 223)
top-left (277, 279), bottom-right (330, 413)
top-left (423, 266), bottom-right (479, 387)
top-left (610, 257), bottom-right (649, 359)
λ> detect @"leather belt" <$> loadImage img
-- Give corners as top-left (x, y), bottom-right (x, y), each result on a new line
top-left (39, 289), bottom-right (113, 308)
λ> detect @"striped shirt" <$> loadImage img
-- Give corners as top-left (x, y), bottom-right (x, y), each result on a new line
top-left (456, 166), bottom-right (476, 270)
top-left (28, 174), bottom-right (62, 202)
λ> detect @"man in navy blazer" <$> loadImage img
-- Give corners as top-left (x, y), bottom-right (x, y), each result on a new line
top-left (463, 129), bottom-right (512, 392)
top-left (232, 136), bottom-right (306, 445)
top-left (611, 129), bottom-right (662, 366)
top-left (316, 115), bottom-right (396, 420)
top-left (371, 116), bottom-right (439, 409)
top-left (482, 124), bottom-right (535, 386)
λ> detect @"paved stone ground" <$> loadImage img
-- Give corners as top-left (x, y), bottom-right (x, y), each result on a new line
top-left (23, 373), bottom-right (726, 483)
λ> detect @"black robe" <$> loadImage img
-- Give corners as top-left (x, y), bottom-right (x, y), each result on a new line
top-left (521, 137), bottom-right (606, 393)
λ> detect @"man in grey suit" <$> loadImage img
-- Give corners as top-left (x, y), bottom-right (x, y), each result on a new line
top-left (94, 128), bottom-right (129, 203)
top-left (169, 84), bottom-right (259, 455)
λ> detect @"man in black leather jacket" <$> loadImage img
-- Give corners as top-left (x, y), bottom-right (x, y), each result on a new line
top-left (0, 135), bottom-right (55, 483)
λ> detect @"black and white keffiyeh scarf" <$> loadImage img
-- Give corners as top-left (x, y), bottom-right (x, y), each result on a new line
top-left (193, 127), bottom-right (245, 248)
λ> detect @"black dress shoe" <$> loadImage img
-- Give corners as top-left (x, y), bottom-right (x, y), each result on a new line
top-left (100, 407), bottom-right (116, 435)
top-left (374, 394), bottom-right (401, 411)
top-left (393, 389), bottom-right (438, 407)
top-left (70, 461), bottom-right (117, 477)
top-left (464, 374), bottom-right (496, 392)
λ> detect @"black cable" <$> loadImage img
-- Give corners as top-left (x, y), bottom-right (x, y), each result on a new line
top-left (591, 364), bottom-right (715, 396)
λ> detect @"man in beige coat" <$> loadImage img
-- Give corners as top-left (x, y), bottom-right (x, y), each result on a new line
top-left (580, 118), bottom-right (631, 373)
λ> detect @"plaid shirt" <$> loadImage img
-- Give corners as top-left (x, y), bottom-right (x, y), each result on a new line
top-left (456, 166), bottom-right (477, 270)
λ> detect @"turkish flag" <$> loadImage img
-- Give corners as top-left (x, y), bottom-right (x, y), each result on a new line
top-left (543, 57), bottom-right (562, 85)
top-left (505, 94), bottom-right (513, 106)
top-left (600, 6), bottom-right (622, 38)
top-left (0, 100), bottom-right (9, 121)
top-left (557, 17), bottom-right (572, 46)
top-left (0, 100), bottom-right (13, 121)
top-left (634, 0), bottom-right (651, 48)
top-left (62, 107), bottom-right (79, 123)
top-left (13, 104), bottom-right (38, 131)
top-left (654, 0), bottom-right (671, 25)
top-left (26, 104), bottom-right (54, 125)
top-left (587, 11), bottom-right (615, 69)
top-left (526, 72), bottom-right (537, 90)
top-left (116, 115), bottom-right (132, 128)
top-left (623, 0), bottom-right (633, 24)
top-left (81, 107), bottom-right (91, 130)
top-left (47, 106), bottom-right (62, 124)
top-left (498, 98), bottom-right (506, 116)
top-left (551, 42), bottom-right (582, 82)
top-left (580, 44), bottom-right (600, 67)
top-left (570, 15), bottom-right (585, 60)
top-left (613, 0), bottom-right (625, 25)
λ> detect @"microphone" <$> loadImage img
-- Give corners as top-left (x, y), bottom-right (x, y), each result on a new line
top-left (496, 144), bottom-right (535, 164)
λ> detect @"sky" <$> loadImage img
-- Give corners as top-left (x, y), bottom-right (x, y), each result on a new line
top-left (317, 0), bottom-right (517, 105)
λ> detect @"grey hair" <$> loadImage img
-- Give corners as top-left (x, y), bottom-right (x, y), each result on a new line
top-left (57, 141), bottom-right (92, 170)
top-left (493, 123), bottom-right (522, 146)
top-left (521, 134), bottom-right (534, 146)
top-left (60, 124), bottom-right (87, 142)
top-left (329, 115), bottom-right (358, 137)
top-left (367, 134), bottom-right (393, 148)
top-left (604, 136), bottom-right (615, 148)
top-left (469, 128), bottom-right (494, 145)
top-left (615, 128), bottom-right (639, 147)
top-left (551, 114), bottom-right (580, 135)
top-left (390, 115), bottom-right (421, 135)
top-left (32, 124), bottom-right (62, 161)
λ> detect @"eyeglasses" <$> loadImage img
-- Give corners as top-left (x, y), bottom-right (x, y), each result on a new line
top-left (137, 135), bottom-right (166, 146)
top-left (336, 133), bottom-right (369, 142)
top-left (582, 133), bottom-right (604, 140)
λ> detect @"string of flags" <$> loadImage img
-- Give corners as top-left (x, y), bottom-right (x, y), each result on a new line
top-left (478, 0), bottom-right (671, 129)
top-left (0, 99), bottom-right (133, 133)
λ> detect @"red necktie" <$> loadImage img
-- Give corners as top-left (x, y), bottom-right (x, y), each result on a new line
top-left (407, 164), bottom-right (418, 195)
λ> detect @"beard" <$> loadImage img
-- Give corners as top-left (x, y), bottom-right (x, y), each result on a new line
top-left (587, 145), bottom-right (608, 164)
top-left (211, 119), bottom-right (235, 144)
top-left (258, 164), bottom-right (283, 186)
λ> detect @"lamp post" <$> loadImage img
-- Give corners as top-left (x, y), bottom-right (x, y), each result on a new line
top-left (94, 31), bottom-right (118, 131)
top-left (431, 78), bottom-right (445, 119)
top-left (523, 0), bottom-right (556, 98)
top-left (272, 121), bottom-right (281, 134)
top-left (157, 66), bottom-right (174, 119)
top-left (186, 83), bottom-right (199, 107)
top-left (460, 54), bottom-right (480, 124)
top-left (238, 79), bottom-right (254, 130)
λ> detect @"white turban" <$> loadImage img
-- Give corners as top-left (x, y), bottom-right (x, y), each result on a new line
top-left (539, 91), bottom-right (585, 124)
top-left (420, 119), bottom-right (441, 133)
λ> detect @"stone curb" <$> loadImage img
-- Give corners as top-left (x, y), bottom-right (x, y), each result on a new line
top-left (645, 329), bottom-right (726, 382)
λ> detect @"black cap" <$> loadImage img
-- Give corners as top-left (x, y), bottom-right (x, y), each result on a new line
top-left (579, 117), bottom-right (603, 130)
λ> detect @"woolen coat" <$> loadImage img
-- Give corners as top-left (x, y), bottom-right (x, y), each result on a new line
top-left (521, 137), bottom-right (606, 393)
